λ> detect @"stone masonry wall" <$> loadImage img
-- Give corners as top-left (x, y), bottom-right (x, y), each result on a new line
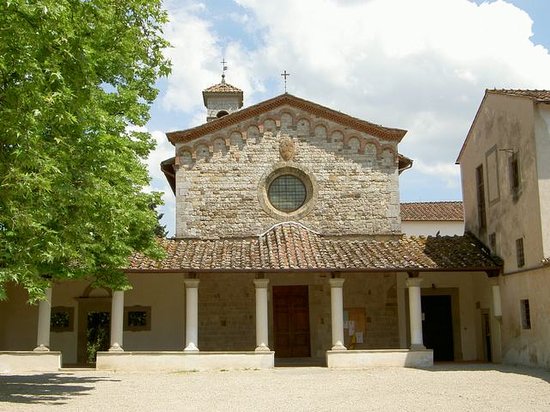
top-left (195, 272), bottom-right (399, 355)
top-left (175, 104), bottom-right (401, 238)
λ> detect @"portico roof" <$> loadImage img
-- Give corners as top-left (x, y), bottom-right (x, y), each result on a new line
top-left (127, 222), bottom-right (501, 276)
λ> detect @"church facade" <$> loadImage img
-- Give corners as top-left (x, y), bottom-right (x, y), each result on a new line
top-left (1, 78), bottom-right (503, 372)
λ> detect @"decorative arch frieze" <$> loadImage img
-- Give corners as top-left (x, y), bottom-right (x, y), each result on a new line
top-left (296, 117), bottom-right (310, 136)
top-left (313, 124), bottom-right (328, 140)
top-left (262, 118), bottom-right (277, 134)
top-left (280, 111), bottom-right (294, 131)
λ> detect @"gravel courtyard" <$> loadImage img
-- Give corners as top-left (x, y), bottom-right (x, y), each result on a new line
top-left (1, 364), bottom-right (549, 411)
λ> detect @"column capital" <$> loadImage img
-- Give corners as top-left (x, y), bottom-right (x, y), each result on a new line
top-left (329, 278), bottom-right (345, 288)
top-left (184, 279), bottom-right (200, 288)
top-left (488, 277), bottom-right (500, 286)
top-left (405, 277), bottom-right (423, 288)
top-left (253, 278), bottom-right (269, 288)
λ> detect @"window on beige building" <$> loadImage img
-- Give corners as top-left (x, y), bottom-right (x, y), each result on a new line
top-left (50, 306), bottom-right (74, 332)
top-left (516, 238), bottom-right (525, 268)
top-left (510, 152), bottom-right (521, 199)
top-left (476, 165), bottom-right (486, 230)
top-left (124, 306), bottom-right (152, 331)
top-left (520, 299), bottom-right (531, 329)
top-left (489, 232), bottom-right (496, 252)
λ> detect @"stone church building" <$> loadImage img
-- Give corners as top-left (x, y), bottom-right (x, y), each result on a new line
top-left (1, 77), bottom-right (504, 372)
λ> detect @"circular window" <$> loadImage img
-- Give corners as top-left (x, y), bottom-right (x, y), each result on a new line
top-left (268, 174), bottom-right (307, 212)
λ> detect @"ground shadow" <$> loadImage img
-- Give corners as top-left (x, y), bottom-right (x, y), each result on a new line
top-left (0, 373), bottom-right (119, 405)
top-left (427, 362), bottom-right (550, 383)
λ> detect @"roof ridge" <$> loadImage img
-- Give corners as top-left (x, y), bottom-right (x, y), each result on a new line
top-left (258, 221), bottom-right (321, 237)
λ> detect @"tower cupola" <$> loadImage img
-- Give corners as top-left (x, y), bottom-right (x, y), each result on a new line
top-left (202, 73), bottom-right (243, 122)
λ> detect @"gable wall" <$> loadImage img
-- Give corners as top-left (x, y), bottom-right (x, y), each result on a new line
top-left (174, 105), bottom-right (401, 238)
top-left (460, 94), bottom-right (544, 272)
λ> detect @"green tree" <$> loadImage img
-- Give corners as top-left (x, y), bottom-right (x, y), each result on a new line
top-left (0, 0), bottom-right (171, 301)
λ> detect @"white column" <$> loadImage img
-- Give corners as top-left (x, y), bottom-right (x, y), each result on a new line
top-left (254, 279), bottom-right (270, 351)
top-left (329, 278), bottom-right (346, 351)
top-left (406, 277), bottom-right (426, 350)
top-left (184, 279), bottom-right (200, 351)
top-left (109, 290), bottom-right (125, 351)
top-left (34, 287), bottom-right (52, 351)
top-left (492, 284), bottom-right (502, 318)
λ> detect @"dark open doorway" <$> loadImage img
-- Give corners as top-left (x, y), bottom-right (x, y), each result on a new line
top-left (273, 285), bottom-right (311, 359)
top-left (86, 311), bottom-right (111, 364)
top-left (422, 294), bottom-right (454, 361)
top-left (77, 298), bottom-right (111, 366)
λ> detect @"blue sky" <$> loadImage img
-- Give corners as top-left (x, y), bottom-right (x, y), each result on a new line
top-left (144, 0), bottom-right (550, 236)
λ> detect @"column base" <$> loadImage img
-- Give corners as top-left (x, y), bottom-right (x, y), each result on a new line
top-left (255, 344), bottom-right (271, 352)
top-left (109, 343), bottom-right (124, 352)
top-left (409, 344), bottom-right (426, 350)
top-left (33, 344), bottom-right (50, 352)
top-left (331, 342), bottom-right (347, 351)
top-left (184, 343), bottom-right (199, 352)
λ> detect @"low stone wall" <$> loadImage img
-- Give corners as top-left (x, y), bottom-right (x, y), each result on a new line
top-left (0, 351), bottom-right (62, 373)
top-left (326, 349), bottom-right (433, 368)
top-left (96, 351), bottom-right (275, 372)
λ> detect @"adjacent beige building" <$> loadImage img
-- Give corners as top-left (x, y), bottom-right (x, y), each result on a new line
top-left (457, 89), bottom-right (550, 368)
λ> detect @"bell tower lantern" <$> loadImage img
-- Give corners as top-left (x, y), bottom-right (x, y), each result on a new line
top-left (202, 71), bottom-right (243, 122)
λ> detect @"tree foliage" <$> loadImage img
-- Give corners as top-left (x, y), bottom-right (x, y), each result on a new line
top-left (0, 0), bottom-right (171, 301)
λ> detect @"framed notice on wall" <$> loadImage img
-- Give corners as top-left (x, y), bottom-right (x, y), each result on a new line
top-left (344, 307), bottom-right (366, 349)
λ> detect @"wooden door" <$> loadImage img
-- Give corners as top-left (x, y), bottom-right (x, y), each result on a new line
top-left (273, 285), bottom-right (310, 358)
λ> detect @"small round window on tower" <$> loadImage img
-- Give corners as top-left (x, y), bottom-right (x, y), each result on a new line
top-left (216, 110), bottom-right (229, 118)
top-left (268, 175), bottom-right (307, 212)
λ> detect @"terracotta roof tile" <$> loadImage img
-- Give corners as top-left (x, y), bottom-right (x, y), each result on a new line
top-left (400, 201), bottom-right (464, 221)
top-left (127, 222), bottom-right (500, 273)
top-left (487, 89), bottom-right (550, 102)
top-left (203, 81), bottom-right (243, 93)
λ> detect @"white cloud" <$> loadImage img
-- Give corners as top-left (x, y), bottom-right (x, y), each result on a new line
top-left (161, 1), bottom-right (259, 115)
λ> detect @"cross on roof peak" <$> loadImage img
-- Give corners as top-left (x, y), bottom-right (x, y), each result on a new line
top-left (281, 70), bottom-right (290, 93)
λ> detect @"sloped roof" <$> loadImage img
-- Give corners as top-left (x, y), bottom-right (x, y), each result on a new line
top-left (486, 89), bottom-right (550, 102)
top-left (167, 93), bottom-right (407, 144)
top-left (127, 222), bottom-right (500, 275)
top-left (401, 201), bottom-right (463, 221)
top-left (202, 78), bottom-right (244, 107)
top-left (457, 88), bottom-right (550, 163)
top-left (203, 81), bottom-right (243, 93)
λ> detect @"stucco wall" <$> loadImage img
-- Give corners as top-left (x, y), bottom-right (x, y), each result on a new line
top-left (174, 105), bottom-right (401, 239)
top-left (460, 93), bottom-right (544, 272)
top-left (401, 221), bottom-right (464, 236)
top-left (0, 284), bottom-right (37, 351)
top-left (499, 267), bottom-right (550, 368)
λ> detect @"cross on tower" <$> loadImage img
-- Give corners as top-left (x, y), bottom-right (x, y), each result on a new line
top-left (221, 58), bottom-right (228, 82)
top-left (281, 70), bottom-right (290, 93)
